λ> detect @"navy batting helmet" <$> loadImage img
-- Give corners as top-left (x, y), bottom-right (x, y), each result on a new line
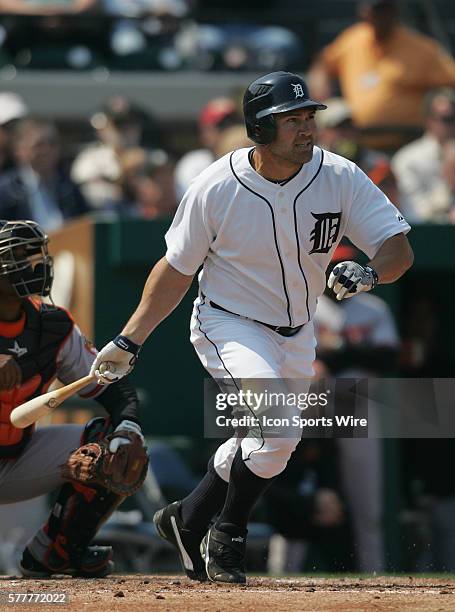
top-left (243, 71), bottom-right (327, 145)
top-left (0, 220), bottom-right (53, 298)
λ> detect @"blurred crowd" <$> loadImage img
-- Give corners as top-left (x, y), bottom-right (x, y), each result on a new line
top-left (0, 1), bottom-right (453, 228)
top-left (0, 0), bottom-right (454, 576)
top-left (1, 82), bottom-right (455, 230)
top-left (0, 0), bottom-right (302, 72)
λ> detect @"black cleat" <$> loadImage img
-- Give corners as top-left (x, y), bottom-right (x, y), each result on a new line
top-left (153, 501), bottom-right (207, 581)
top-left (20, 545), bottom-right (114, 578)
top-left (200, 524), bottom-right (247, 584)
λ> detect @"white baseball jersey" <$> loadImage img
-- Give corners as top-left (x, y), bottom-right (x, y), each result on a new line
top-left (165, 146), bottom-right (410, 327)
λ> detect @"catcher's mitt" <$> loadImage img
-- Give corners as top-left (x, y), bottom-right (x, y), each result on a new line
top-left (61, 430), bottom-right (148, 496)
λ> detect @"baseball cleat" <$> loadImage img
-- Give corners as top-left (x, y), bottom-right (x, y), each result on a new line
top-left (20, 545), bottom-right (114, 578)
top-left (200, 524), bottom-right (247, 584)
top-left (153, 501), bottom-right (207, 581)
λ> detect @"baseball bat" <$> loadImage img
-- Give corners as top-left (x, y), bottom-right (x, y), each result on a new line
top-left (10, 361), bottom-right (116, 428)
top-left (10, 374), bottom-right (96, 429)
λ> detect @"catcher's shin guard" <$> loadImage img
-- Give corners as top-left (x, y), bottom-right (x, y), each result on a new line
top-left (26, 418), bottom-right (125, 573)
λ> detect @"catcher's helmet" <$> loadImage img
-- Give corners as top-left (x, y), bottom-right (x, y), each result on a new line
top-left (0, 220), bottom-right (53, 298)
top-left (243, 71), bottom-right (327, 145)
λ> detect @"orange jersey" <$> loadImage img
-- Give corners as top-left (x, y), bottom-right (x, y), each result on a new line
top-left (0, 299), bottom-right (102, 457)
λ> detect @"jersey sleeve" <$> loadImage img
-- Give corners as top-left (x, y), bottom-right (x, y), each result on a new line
top-left (344, 165), bottom-right (411, 260)
top-left (56, 325), bottom-right (103, 398)
top-left (165, 182), bottom-right (214, 276)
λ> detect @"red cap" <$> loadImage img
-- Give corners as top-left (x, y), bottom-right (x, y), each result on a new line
top-left (199, 98), bottom-right (236, 128)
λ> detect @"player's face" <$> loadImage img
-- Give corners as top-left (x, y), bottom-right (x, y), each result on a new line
top-left (270, 108), bottom-right (317, 166)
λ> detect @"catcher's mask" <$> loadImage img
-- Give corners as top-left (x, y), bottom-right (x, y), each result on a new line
top-left (0, 220), bottom-right (53, 298)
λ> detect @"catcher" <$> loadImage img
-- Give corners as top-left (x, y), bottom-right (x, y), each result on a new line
top-left (0, 219), bottom-right (148, 578)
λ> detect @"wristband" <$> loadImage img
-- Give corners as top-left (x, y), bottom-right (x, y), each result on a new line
top-left (364, 265), bottom-right (379, 289)
top-left (113, 335), bottom-right (142, 357)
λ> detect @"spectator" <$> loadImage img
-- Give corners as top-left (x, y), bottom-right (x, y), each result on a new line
top-left (105, 0), bottom-right (190, 68)
top-left (71, 95), bottom-right (161, 209)
top-left (414, 139), bottom-right (455, 224)
top-left (0, 118), bottom-right (88, 231)
top-left (403, 439), bottom-right (455, 571)
top-left (174, 97), bottom-right (239, 199)
top-left (314, 242), bottom-right (400, 572)
top-left (105, 0), bottom-right (302, 72)
top-left (118, 147), bottom-right (176, 218)
top-left (0, 1), bottom-right (105, 71)
top-left (308, 0), bottom-right (455, 150)
top-left (175, 21), bottom-right (303, 72)
top-left (265, 440), bottom-right (348, 574)
top-left (0, 92), bottom-right (28, 173)
top-left (366, 158), bottom-right (400, 207)
top-left (392, 88), bottom-right (455, 222)
top-left (317, 97), bottom-right (400, 204)
top-left (214, 124), bottom-right (251, 158)
top-left (316, 98), bottom-right (386, 172)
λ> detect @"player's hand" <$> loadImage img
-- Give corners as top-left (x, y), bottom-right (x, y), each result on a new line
top-left (109, 419), bottom-right (145, 453)
top-left (327, 261), bottom-right (378, 301)
top-left (90, 335), bottom-right (141, 385)
top-left (0, 354), bottom-right (22, 391)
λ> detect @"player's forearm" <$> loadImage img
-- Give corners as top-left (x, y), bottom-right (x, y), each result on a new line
top-left (368, 233), bottom-right (414, 284)
top-left (121, 256), bottom-right (194, 345)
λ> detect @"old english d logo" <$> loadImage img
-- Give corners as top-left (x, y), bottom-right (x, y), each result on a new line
top-left (309, 212), bottom-right (341, 254)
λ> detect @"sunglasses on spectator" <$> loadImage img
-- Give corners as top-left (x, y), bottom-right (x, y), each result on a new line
top-left (433, 114), bottom-right (455, 123)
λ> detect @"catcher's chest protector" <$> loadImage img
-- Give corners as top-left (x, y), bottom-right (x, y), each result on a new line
top-left (0, 298), bottom-right (73, 457)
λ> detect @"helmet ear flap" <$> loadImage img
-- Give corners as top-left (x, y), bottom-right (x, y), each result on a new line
top-left (254, 115), bottom-right (276, 145)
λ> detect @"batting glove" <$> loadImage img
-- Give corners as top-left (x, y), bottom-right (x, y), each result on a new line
top-left (90, 335), bottom-right (141, 385)
top-left (109, 419), bottom-right (145, 453)
top-left (328, 261), bottom-right (378, 301)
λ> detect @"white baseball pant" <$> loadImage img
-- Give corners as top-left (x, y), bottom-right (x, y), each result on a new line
top-left (190, 295), bottom-right (315, 480)
top-left (0, 425), bottom-right (83, 504)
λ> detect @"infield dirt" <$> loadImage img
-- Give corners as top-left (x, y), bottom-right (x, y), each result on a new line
top-left (2, 575), bottom-right (455, 611)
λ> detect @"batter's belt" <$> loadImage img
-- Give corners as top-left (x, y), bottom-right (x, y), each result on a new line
top-left (202, 294), bottom-right (305, 337)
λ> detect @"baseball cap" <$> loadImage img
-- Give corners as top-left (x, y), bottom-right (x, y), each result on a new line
top-left (0, 92), bottom-right (28, 126)
top-left (199, 98), bottom-right (237, 129)
top-left (316, 98), bottom-right (352, 129)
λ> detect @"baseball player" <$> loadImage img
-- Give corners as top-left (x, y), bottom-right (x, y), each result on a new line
top-left (0, 219), bottom-right (143, 577)
top-left (91, 71), bottom-right (414, 584)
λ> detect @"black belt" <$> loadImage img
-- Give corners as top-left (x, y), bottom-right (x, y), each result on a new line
top-left (202, 295), bottom-right (304, 338)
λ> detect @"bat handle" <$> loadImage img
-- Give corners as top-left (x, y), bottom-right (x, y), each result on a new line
top-left (60, 374), bottom-right (96, 395)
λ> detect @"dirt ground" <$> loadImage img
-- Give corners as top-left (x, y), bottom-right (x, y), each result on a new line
top-left (2, 575), bottom-right (455, 612)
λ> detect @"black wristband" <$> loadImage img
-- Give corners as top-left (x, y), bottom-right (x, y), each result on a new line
top-left (364, 265), bottom-right (379, 289)
top-left (113, 335), bottom-right (142, 357)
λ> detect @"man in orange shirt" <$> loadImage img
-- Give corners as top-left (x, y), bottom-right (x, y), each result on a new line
top-left (309, 0), bottom-right (455, 149)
